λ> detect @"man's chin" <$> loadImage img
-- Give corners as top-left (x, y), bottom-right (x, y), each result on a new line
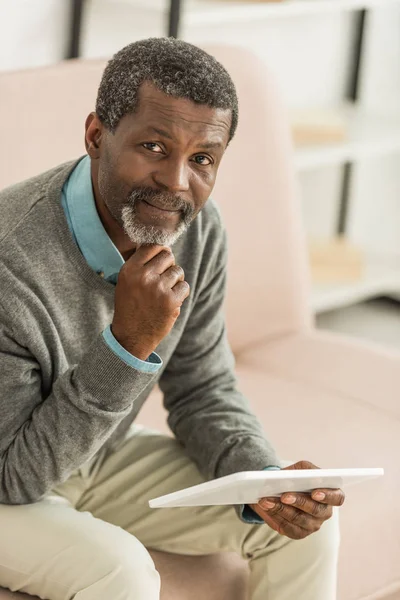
top-left (121, 205), bottom-right (189, 247)
top-left (123, 223), bottom-right (185, 247)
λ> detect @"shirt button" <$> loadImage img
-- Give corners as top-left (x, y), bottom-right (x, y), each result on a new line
top-left (98, 271), bottom-right (105, 278)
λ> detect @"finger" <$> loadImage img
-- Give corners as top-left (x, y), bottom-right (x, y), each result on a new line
top-left (160, 264), bottom-right (185, 289)
top-left (257, 499), bottom-right (321, 531)
top-left (250, 504), bottom-right (285, 536)
top-left (311, 488), bottom-right (346, 507)
top-left (131, 244), bottom-right (173, 267)
top-left (280, 493), bottom-right (332, 520)
top-left (145, 249), bottom-right (176, 275)
top-left (250, 504), bottom-right (313, 540)
top-left (282, 460), bottom-right (319, 471)
top-left (172, 280), bottom-right (190, 303)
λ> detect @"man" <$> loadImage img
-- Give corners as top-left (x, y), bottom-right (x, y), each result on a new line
top-left (0, 38), bottom-right (343, 599)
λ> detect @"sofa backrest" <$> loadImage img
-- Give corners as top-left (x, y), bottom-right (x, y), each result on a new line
top-left (0, 59), bottom-right (105, 188)
top-left (208, 46), bottom-right (312, 352)
top-left (0, 46), bottom-right (312, 354)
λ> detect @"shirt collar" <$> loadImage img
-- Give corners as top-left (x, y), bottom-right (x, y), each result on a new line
top-left (63, 155), bottom-right (124, 283)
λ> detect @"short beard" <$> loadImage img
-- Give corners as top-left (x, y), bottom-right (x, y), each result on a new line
top-left (121, 187), bottom-right (194, 247)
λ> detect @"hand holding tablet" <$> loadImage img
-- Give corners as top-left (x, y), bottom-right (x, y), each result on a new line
top-left (149, 461), bottom-right (383, 540)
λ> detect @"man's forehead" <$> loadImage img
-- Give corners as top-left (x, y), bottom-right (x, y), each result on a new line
top-left (133, 83), bottom-right (232, 137)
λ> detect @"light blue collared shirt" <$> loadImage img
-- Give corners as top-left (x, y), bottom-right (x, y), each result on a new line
top-left (61, 156), bottom-right (162, 374)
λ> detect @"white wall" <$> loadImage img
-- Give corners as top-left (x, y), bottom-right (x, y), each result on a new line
top-left (82, 2), bottom-right (164, 58)
top-left (0, 0), bottom-right (70, 71)
top-left (359, 5), bottom-right (400, 114)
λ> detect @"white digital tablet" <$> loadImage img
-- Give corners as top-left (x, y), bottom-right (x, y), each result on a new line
top-left (149, 468), bottom-right (384, 508)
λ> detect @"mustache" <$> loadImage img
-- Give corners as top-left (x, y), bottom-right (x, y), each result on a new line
top-left (126, 186), bottom-right (194, 221)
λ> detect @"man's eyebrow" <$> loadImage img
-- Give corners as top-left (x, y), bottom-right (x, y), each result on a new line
top-left (149, 126), bottom-right (174, 140)
top-left (198, 140), bottom-right (224, 150)
top-left (148, 127), bottom-right (224, 150)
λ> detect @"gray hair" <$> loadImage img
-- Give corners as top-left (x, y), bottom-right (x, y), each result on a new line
top-left (96, 37), bottom-right (238, 142)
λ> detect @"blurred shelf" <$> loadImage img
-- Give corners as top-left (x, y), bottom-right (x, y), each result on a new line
top-left (294, 105), bottom-right (400, 171)
top-left (312, 259), bottom-right (400, 313)
top-left (185, 0), bottom-right (400, 25)
top-left (111, 0), bottom-right (400, 24)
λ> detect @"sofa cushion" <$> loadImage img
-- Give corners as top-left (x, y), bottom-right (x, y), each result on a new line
top-left (234, 364), bottom-right (400, 600)
top-left (240, 331), bottom-right (400, 419)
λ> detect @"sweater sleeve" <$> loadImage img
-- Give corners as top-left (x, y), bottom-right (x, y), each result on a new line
top-left (0, 303), bottom-right (157, 505)
top-left (159, 226), bottom-right (280, 488)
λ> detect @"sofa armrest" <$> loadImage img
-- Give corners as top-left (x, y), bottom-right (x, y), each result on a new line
top-left (239, 331), bottom-right (400, 419)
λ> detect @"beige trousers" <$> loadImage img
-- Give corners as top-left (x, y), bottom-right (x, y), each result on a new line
top-left (0, 426), bottom-right (340, 600)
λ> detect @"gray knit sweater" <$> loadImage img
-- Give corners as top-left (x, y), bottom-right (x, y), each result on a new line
top-left (0, 160), bottom-right (278, 504)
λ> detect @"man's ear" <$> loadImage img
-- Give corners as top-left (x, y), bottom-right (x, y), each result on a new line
top-left (85, 112), bottom-right (103, 158)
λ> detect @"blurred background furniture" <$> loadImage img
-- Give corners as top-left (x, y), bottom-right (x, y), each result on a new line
top-left (3, 1), bottom-right (400, 321)
top-left (1, 44), bottom-right (399, 600)
top-left (78, 0), bottom-right (400, 316)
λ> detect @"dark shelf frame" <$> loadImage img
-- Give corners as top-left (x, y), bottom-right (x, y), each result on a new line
top-left (168, 0), bottom-right (182, 38)
top-left (66, 0), bottom-right (183, 59)
top-left (67, 0), bottom-right (85, 59)
top-left (337, 9), bottom-right (368, 236)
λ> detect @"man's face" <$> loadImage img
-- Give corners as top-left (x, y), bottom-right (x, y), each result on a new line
top-left (90, 83), bottom-right (231, 247)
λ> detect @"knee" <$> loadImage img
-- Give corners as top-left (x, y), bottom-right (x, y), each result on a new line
top-left (107, 534), bottom-right (160, 594)
top-left (75, 527), bottom-right (160, 600)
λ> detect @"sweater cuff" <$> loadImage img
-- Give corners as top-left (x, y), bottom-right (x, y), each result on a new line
top-left (240, 466), bottom-right (282, 525)
top-left (103, 325), bottom-right (162, 374)
top-left (74, 333), bottom-right (159, 412)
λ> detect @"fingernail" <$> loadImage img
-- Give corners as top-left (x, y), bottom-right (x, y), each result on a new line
top-left (259, 499), bottom-right (276, 510)
top-left (282, 494), bottom-right (296, 504)
top-left (313, 492), bottom-right (325, 501)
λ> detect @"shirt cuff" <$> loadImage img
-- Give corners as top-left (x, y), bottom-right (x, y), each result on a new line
top-left (102, 325), bottom-right (163, 374)
top-left (240, 465), bottom-right (281, 525)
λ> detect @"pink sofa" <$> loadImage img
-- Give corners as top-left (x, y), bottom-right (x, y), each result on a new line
top-left (1, 46), bottom-right (399, 600)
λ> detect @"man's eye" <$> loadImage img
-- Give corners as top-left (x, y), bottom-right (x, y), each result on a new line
top-left (142, 142), bottom-right (163, 153)
top-left (193, 155), bottom-right (212, 166)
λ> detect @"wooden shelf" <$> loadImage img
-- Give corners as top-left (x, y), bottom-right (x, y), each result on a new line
top-left (294, 105), bottom-right (400, 171)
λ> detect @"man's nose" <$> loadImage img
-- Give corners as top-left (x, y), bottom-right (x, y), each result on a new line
top-left (153, 158), bottom-right (190, 193)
